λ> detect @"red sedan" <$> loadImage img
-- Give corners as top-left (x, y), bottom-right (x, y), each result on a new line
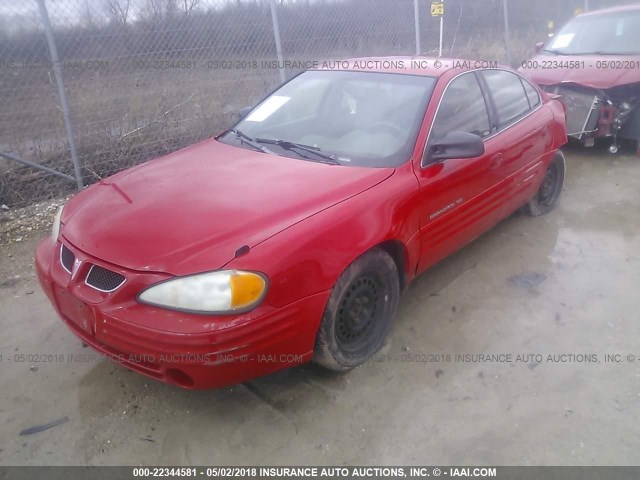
top-left (35, 58), bottom-right (567, 389)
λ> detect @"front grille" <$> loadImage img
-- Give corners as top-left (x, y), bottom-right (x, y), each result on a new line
top-left (85, 265), bottom-right (126, 292)
top-left (60, 245), bottom-right (75, 273)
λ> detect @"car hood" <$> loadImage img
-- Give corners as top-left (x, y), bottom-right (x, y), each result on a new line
top-left (62, 139), bottom-right (394, 276)
top-left (519, 55), bottom-right (640, 89)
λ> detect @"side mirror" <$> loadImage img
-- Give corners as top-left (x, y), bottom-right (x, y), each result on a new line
top-left (535, 42), bottom-right (545, 54)
top-left (238, 106), bottom-right (252, 120)
top-left (426, 131), bottom-right (485, 163)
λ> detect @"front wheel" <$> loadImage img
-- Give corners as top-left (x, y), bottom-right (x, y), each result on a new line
top-left (523, 150), bottom-right (566, 217)
top-left (313, 248), bottom-right (400, 371)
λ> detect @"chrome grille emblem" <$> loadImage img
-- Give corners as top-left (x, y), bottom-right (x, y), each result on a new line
top-left (71, 258), bottom-right (82, 279)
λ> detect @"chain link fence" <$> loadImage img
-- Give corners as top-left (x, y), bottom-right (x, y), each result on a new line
top-left (0, 0), bottom-right (636, 207)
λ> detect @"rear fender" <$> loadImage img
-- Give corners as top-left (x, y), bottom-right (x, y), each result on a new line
top-left (548, 97), bottom-right (569, 149)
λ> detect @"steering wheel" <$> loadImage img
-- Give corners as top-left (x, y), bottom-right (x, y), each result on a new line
top-left (365, 121), bottom-right (405, 137)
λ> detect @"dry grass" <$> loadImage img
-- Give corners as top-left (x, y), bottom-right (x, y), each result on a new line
top-left (0, 61), bottom-right (281, 206)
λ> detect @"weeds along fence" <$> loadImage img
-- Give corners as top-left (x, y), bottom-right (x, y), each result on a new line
top-left (0, 0), bottom-right (635, 207)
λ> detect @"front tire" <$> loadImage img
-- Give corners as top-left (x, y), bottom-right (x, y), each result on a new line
top-left (523, 150), bottom-right (565, 217)
top-left (313, 248), bottom-right (400, 371)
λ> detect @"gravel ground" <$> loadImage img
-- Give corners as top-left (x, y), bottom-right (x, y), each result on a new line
top-left (0, 198), bottom-right (68, 248)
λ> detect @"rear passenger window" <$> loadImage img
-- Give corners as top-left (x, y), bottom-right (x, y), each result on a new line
top-left (481, 70), bottom-right (532, 127)
top-left (522, 78), bottom-right (541, 109)
top-left (430, 73), bottom-right (491, 141)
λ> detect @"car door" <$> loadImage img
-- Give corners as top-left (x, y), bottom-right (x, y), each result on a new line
top-left (415, 71), bottom-right (503, 273)
top-left (478, 70), bottom-right (554, 216)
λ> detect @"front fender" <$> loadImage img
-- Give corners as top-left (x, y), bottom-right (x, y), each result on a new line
top-left (225, 164), bottom-right (422, 309)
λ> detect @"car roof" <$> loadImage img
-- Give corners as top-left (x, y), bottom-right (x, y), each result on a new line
top-left (322, 56), bottom-right (510, 78)
top-left (580, 2), bottom-right (640, 16)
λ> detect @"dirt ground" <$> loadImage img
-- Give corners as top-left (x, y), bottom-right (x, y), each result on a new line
top-left (0, 144), bottom-right (639, 466)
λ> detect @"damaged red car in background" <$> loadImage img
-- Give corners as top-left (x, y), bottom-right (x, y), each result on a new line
top-left (520, 3), bottom-right (640, 155)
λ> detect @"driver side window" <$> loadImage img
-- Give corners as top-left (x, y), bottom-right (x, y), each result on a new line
top-left (430, 73), bottom-right (491, 141)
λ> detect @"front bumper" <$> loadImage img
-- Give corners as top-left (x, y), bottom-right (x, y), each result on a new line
top-left (35, 236), bottom-right (329, 389)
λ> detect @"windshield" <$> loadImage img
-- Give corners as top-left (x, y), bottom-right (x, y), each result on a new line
top-left (219, 70), bottom-right (436, 167)
top-left (544, 11), bottom-right (640, 55)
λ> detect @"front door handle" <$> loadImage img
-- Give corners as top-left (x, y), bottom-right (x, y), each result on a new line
top-left (490, 153), bottom-right (504, 169)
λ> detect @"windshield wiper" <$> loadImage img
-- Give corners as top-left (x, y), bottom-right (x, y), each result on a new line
top-left (255, 138), bottom-right (341, 165)
top-left (229, 129), bottom-right (274, 155)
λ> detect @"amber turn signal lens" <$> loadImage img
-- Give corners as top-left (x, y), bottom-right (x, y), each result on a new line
top-left (230, 272), bottom-right (267, 309)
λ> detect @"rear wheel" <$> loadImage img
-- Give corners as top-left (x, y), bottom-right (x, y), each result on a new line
top-left (523, 151), bottom-right (565, 217)
top-left (313, 248), bottom-right (400, 371)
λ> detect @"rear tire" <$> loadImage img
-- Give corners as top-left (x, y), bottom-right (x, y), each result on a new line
top-left (313, 248), bottom-right (400, 371)
top-left (523, 150), bottom-right (565, 217)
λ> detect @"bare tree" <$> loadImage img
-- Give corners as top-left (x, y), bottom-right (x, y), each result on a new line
top-left (164, 0), bottom-right (179, 19)
top-left (181, 0), bottom-right (200, 16)
top-left (143, 0), bottom-right (163, 23)
top-left (142, 0), bottom-right (200, 23)
top-left (141, 0), bottom-right (180, 24)
top-left (81, 0), bottom-right (94, 28)
top-left (104, 0), bottom-right (131, 27)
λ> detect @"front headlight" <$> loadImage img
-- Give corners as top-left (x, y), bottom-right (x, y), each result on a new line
top-left (51, 206), bottom-right (64, 240)
top-left (138, 270), bottom-right (268, 314)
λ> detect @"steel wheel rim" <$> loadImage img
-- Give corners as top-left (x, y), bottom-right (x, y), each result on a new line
top-left (335, 274), bottom-right (386, 352)
top-left (537, 162), bottom-right (561, 207)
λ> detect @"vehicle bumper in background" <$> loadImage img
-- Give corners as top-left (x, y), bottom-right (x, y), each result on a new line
top-left (540, 84), bottom-right (640, 145)
top-left (35, 237), bottom-right (329, 389)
